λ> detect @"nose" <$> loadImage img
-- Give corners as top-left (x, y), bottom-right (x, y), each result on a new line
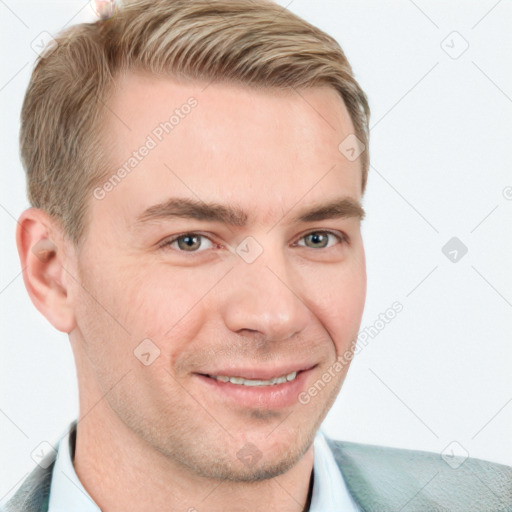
top-left (219, 245), bottom-right (312, 341)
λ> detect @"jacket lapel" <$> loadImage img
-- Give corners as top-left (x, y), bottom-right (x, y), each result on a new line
top-left (3, 459), bottom-right (54, 512)
top-left (327, 438), bottom-right (444, 511)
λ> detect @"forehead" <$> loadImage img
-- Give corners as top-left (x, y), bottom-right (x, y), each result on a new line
top-left (92, 72), bottom-right (362, 229)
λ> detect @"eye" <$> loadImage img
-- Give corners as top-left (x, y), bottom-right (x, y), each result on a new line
top-left (295, 230), bottom-right (347, 249)
top-left (159, 233), bottom-right (215, 252)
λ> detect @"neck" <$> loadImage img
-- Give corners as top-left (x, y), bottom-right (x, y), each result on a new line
top-left (73, 404), bottom-right (315, 512)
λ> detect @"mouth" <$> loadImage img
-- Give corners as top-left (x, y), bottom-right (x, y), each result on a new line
top-left (205, 370), bottom-right (299, 387)
top-left (194, 365), bottom-right (317, 409)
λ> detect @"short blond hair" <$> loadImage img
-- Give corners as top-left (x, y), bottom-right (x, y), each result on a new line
top-left (20, 0), bottom-right (370, 245)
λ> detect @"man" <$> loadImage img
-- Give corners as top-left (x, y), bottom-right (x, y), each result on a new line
top-left (5, 0), bottom-right (511, 510)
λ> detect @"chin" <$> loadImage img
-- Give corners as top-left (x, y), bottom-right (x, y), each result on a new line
top-left (194, 441), bottom-right (311, 483)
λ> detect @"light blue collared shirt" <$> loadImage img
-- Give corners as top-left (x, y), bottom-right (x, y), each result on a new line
top-left (47, 426), bottom-right (100, 512)
top-left (48, 424), bottom-right (360, 512)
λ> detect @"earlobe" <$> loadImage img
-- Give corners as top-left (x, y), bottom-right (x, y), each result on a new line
top-left (16, 208), bottom-right (77, 333)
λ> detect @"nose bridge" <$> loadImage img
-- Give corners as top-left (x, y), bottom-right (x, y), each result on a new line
top-left (220, 240), bottom-right (311, 340)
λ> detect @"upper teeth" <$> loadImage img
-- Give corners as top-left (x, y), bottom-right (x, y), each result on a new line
top-left (211, 371), bottom-right (298, 386)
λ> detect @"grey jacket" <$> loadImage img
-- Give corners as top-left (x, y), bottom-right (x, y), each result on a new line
top-left (3, 425), bottom-right (512, 511)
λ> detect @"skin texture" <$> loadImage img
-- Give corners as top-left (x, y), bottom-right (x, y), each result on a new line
top-left (17, 74), bottom-right (367, 511)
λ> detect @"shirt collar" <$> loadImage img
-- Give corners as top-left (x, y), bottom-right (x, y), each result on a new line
top-left (309, 429), bottom-right (361, 512)
top-left (47, 424), bottom-right (101, 512)
top-left (48, 423), bottom-right (359, 512)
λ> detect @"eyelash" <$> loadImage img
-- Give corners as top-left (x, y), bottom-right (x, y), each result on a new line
top-left (158, 230), bottom-right (349, 253)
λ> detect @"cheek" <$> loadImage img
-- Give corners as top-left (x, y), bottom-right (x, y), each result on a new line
top-left (87, 261), bottom-right (230, 362)
top-left (78, 259), bottom-right (181, 330)
top-left (303, 255), bottom-right (366, 353)
top-left (120, 264), bottom-right (220, 331)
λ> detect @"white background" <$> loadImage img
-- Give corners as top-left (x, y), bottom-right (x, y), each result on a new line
top-left (1, 0), bottom-right (511, 501)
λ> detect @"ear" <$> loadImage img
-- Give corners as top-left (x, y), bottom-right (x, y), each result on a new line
top-left (16, 207), bottom-right (77, 333)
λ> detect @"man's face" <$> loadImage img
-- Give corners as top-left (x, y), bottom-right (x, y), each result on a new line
top-left (69, 73), bottom-right (366, 481)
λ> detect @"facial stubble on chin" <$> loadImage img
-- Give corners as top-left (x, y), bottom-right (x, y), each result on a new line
top-left (218, 378), bottom-right (342, 482)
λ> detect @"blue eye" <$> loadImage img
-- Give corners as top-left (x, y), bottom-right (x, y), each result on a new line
top-left (295, 231), bottom-right (347, 249)
top-left (159, 233), bottom-right (214, 252)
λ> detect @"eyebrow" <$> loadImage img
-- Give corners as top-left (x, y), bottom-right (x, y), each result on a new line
top-left (134, 196), bottom-right (365, 227)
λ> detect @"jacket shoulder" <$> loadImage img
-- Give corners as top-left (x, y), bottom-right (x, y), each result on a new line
top-left (327, 437), bottom-right (512, 512)
top-left (2, 457), bottom-right (55, 512)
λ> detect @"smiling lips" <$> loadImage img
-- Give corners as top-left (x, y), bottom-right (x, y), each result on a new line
top-left (196, 365), bottom-right (317, 409)
top-left (208, 371), bottom-right (298, 386)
